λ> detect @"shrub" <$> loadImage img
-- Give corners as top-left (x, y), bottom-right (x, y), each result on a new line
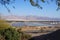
top-left (0, 28), bottom-right (20, 40)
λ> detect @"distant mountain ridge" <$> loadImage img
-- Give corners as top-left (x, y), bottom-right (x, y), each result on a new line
top-left (3, 15), bottom-right (60, 21)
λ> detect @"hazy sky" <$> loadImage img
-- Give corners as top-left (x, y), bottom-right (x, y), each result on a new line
top-left (0, 0), bottom-right (60, 18)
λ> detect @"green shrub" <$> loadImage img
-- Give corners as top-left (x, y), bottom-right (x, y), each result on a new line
top-left (0, 28), bottom-right (20, 40)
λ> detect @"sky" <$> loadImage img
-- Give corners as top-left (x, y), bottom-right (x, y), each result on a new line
top-left (0, 0), bottom-right (60, 18)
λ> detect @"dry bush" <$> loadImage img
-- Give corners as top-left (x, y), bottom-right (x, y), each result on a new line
top-left (0, 19), bottom-right (11, 30)
top-left (0, 34), bottom-right (5, 40)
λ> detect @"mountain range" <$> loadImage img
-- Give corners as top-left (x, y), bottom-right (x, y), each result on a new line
top-left (2, 15), bottom-right (60, 21)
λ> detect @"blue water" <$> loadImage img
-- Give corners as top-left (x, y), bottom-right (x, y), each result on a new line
top-left (11, 22), bottom-right (54, 27)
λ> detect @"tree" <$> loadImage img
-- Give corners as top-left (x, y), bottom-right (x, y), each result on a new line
top-left (0, 0), bottom-right (60, 12)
